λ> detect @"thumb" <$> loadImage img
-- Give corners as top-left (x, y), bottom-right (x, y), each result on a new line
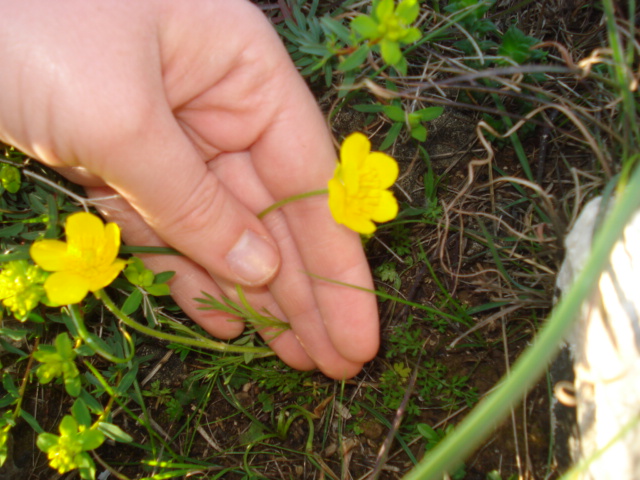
top-left (85, 113), bottom-right (280, 287)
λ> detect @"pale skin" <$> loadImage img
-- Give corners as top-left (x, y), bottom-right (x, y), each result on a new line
top-left (0, 0), bottom-right (379, 379)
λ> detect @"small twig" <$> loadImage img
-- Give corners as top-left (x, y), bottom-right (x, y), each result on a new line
top-left (369, 340), bottom-right (426, 480)
top-left (536, 110), bottom-right (561, 185)
top-left (91, 451), bottom-right (133, 480)
top-left (140, 350), bottom-right (174, 387)
top-left (192, 420), bottom-right (224, 453)
top-left (23, 169), bottom-right (121, 210)
top-left (373, 236), bottom-right (406, 265)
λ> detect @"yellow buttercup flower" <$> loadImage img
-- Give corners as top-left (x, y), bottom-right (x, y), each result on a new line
top-left (30, 212), bottom-right (126, 305)
top-left (328, 132), bottom-right (399, 234)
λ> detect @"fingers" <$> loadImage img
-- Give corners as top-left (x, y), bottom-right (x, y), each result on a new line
top-left (209, 152), bottom-right (366, 379)
top-left (249, 70), bottom-right (380, 364)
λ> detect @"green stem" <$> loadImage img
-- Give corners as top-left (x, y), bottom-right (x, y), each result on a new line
top-left (13, 340), bottom-right (38, 422)
top-left (403, 163), bottom-right (640, 479)
top-left (257, 189), bottom-right (328, 219)
top-left (94, 289), bottom-right (274, 357)
top-left (119, 246), bottom-right (181, 255)
top-left (306, 272), bottom-right (468, 324)
top-left (69, 304), bottom-right (135, 364)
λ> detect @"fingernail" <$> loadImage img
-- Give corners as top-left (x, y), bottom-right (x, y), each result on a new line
top-left (226, 230), bottom-right (279, 285)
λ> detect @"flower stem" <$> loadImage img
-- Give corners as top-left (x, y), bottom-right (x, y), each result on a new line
top-left (119, 246), bottom-right (181, 255)
top-left (257, 189), bottom-right (328, 219)
top-left (13, 339), bottom-right (38, 421)
top-left (69, 304), bottom-right (135, 364)
top-left (94, 289), bottom-right (274, 357)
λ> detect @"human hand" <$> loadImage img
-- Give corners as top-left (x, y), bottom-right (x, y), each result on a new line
top-left (0, 0), bottom-right (379, 378)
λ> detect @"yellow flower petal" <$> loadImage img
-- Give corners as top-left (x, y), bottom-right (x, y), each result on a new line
top-left (328, 177), bottom-right (346, 224)
top-left (343, 213), bottom-right (376, 235)
top-left (340, 133), bottom-right (370, 169)
top-left (65, 212), bottom-right (106, 251)
top-left (100, 222), bottom-right (122, 264)
top-left (371, 189), bottom-right (399, 222)
top-left (44, 272), bottom-right (90, 306)
top-left (30, 240), bottom-right (70, 271)
top-left (366, 152), bottom-right (399, 189)
top-left (86, 259), bottom-right (127, 292)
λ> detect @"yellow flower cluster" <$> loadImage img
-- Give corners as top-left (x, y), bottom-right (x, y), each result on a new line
top-left (328, 133), bottom-right (399, 234)
top-left (0, 260), bottom-right (47, 320)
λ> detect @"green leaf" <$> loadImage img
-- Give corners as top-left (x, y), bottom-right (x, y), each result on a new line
top-left (474, 18), bottom-right (498, 35)
top-left (78, 429), bottom-right (105, 451)
top-left (498, 25), bottom-right (543, 64)
top-left (121, 288), bottom-right (143, 316)
top-left (353, 103), bottom-right (386, 113)
top-left (64, 371), bottom-right (80, 397)
top-left (395, 55), bottom-right (408, 75)
top-left (338, 46), bottom-right (369, 71)
top-left (0, 327), bottom-right (29, 342)
top-left (396, 0), bottom-right (420, 24)
top-left (1, 374), bottom-right (19, 399)
top-left (407, 112), bottom-right (421, 127)
top-left (79, 390), bottom-right (104, 414)
top-left (0, 430), bottom-right (8, 467)
top-left (20, 410), bottom-right (43, 434)
top-left (28, 193), bottom-right (47, 215)
top-left (375, 0), bottom-right (395, 21)
top-left (382, 105), bottom-right (406, 122)
top-left (154, 271), bottom-right (175, 284)
top-left (123, 257), bottom-right (154, 286)
top-left (59, 415), bottom-right (78, 437)
top-left (444, 0), bottom-right (495, 29)
top-left (380, 38), bottom-right (402, 65)
top-left (55, 332), bottom-right (75, 359)
top-left (97, 422), bottom-right (133, 443)
top-left (74, 345), bottom-right (95, 356)
top-left (417, 106), bottom-right (444, 121)
top-left (320, 16), bottom-right (351, 44)
top-left (115, 365), bottom-right (138, 397)
top-left (145, 283), bottom-right (170, 296)
top-left (140, 270), bottom-right (154, 287)
top-left (76, 451), bottom-right (97, 480)
top-left (411, 124), bottom-right (428, 142)
top-left (0, 223), bottom-right (24, 238)
top-left (380, 122), bottom-right (403, 150)
top-left (45, 194), bottom-right (60, 238)
top-left (0, 338), bottom-right (26, 357)
top-left (34, 334), bottom-right (81, 396)
top-left (417, 423), bottom-right (440, 442)
top-left (402, 27), bottom-right (422, 44)
top-left (72, 398), bottom-right (92, 427)
top-left (0, 165), bottom-right (21, 194)
top-left (0, 396), bottom-right (16, 409)
top-left (36, 432), bottom-right (59, 453)
top-left (351, 15), bottom-right (379, 40)
top-left (338, 72), bottom-right (356, 98)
